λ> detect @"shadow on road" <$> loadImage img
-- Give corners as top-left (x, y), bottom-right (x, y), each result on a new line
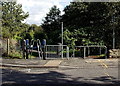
top-left (1, 68), bottom-right (120, 86)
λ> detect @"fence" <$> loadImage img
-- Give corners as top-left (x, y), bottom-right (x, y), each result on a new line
top-left (0, 39), bottom-right (8, 56)
top-left (1, 39), bottom-right (108, 59)
top-left (45, 45), bottom-right (69, 59)
top-left (72, 45), bottom-right (107, 59)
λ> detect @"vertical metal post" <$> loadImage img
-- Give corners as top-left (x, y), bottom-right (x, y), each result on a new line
top-left (45, 45), bottom-right (47, 59)
top-left (112, 15), bottom-right (115, 49)
top-left (7, 39), bottom-right (9, 55)
top-left (105, 47), bottom-right (107, 59)
top-left (99, 47), bottom-right (101, 55)
top-left (42, 44), bottom-right (46, 60)
top-left (67, 46), bottom-right (69, 59)
top-left (37, 39), bottom-right (42, 59)
top-left (88, 47), bottom-right (90, 56)
top-left (62, 22), bottom-right (63, 47)
top-left (84, 47), bottom-right (86, 59)
top-left (61, 22), bottom-right (63, 59)
top-left (113, 28), bottom-right (115, 49)
top-left (37, 45), bottom-right (41, 59)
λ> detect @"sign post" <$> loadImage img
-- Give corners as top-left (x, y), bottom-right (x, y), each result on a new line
top-left (61, 22), bottom-right (63, 59)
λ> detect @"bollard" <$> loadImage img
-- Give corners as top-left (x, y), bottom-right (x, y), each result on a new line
top-left (84, 47), bottom-right (86, 59)
top-left (67, 46), bottom-right (69, 59)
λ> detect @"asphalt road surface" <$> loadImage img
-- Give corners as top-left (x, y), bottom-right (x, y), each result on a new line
top-left (1, 59), bottom-right (120, 86)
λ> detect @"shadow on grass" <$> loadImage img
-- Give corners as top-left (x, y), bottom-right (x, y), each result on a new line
top-left (1, 68), bottom-right (120, 86)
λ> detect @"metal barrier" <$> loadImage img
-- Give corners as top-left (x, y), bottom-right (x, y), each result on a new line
top-left (29, 39), bottom-right (43, 59)
top-left (72, 45), bottom-right (107, 59)
top-left (45, 45), bottom-right (69, 59)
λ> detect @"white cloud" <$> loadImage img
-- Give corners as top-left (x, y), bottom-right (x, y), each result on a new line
top-left (17, 0), bottom-right (71, 25)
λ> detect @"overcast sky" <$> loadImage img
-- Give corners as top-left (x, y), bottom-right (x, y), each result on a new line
top-left (17, 0), bottom-right (72, 25)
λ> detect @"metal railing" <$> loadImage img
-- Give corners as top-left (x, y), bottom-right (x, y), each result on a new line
top-left (72, 45), bottom-right (107, 59)
top-left (45, 45), bottom-right (69, 59)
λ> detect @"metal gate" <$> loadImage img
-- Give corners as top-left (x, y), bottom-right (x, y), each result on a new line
top-left (45, 45), bottom-right (69, 59)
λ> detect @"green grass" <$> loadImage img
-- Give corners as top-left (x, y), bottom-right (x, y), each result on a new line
top-left (3, 51), bottom-right (23, 59)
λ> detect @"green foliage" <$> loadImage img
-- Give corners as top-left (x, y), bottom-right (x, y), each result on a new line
top-left (63, 29), bottom-right (77, 48)
top-left (32, 24), bottom-right (47, 40)
top-left (63, 27), bottom-right (105, 48)
top-left (2, 2), bottom-right (29, 38)
top-left (24, 32), bottom-right (32, 40)
top-left (14, 34), bottom-right (22, 40)
top-left (34, 30), bottom-right (47, 40)
top-left (62, 2), bottom-right (120, 48)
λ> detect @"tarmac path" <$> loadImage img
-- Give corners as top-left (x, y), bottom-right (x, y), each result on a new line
top-left (0, 58), bottom-right (119, 86)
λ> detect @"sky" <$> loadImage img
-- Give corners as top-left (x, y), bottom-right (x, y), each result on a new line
top-left (17, 0), bottom-right (72, 25)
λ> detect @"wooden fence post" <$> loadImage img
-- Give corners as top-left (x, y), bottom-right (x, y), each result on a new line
top-left (7, 38), bottom-right (9, 55)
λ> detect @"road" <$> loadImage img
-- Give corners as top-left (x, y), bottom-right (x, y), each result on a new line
top-left (1, 58), bottom-right (120, 86)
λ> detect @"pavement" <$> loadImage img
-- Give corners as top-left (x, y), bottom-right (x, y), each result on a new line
top-left (1, 59), bottom-right (62, 68)
top-left (0, 58), bottom-right (120, 86)
top-left (44, 60), bottom-right (62, 67)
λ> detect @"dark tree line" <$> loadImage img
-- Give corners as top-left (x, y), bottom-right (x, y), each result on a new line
top-left (42, 2), bottom-right (120, 49)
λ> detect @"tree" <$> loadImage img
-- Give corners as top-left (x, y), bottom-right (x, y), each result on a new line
top-left (41, 5), bottom-right (61, 44)
top-left (63, 29), bottom-right (77, 48)
top-left (62, 2), bottom-right (120, 48)
top-left (31, 24), bottom-right (47, 41)
top-left (1, 1), bottom-right (29, 38)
